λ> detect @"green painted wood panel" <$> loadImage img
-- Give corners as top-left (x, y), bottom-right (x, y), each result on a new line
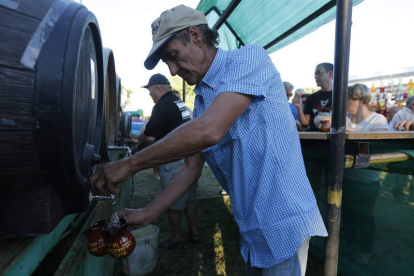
top-left (1, 214), bottom-right (78, 276)
top-left (303, 139), bottom-right (414, 276)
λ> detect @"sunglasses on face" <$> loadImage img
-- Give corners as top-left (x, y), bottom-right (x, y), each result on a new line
top-left (314, 70), bottom-right (328, 76)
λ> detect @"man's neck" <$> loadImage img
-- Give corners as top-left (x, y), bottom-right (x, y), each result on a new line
top-left (320, 83), bottom-right (333, 92)
top-left (197, 46), bottom-right (218, 84)
top-left (155, 90), bottom-right (170, 103)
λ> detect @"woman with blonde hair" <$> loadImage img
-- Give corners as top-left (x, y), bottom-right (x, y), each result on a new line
top-left (345, 83), bottom-right (388, 132)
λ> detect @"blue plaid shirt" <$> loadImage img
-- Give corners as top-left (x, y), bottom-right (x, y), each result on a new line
top-left (193, 45), bottom-right (327, 268)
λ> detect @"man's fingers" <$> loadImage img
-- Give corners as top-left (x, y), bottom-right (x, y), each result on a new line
top-left (117, 209), bottom-right (128, 219)
top-left (106, 183), bottom-right (119, 195)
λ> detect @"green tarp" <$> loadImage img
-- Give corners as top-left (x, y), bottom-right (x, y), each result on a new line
top-left (196, 0), bottom-right (364, 53)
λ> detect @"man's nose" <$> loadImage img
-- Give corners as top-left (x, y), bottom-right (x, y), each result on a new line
top-left (166, 61), bottom-right (179, 76)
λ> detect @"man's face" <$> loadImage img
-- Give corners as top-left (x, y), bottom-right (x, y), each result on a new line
top-left (148, 85), bottom-right (159, 103)
top-left (314, 65), bottom-right (331, 87)
top-left (285, 88), bottom-right (293, 101)
top-left (160, 36), bottom-right (206, 85)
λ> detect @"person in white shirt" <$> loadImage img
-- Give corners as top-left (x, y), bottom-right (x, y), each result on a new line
top-left (388, 95), bottom-right (414, 130)
top-left (314, 83), bottom-right (388, 132)
top-left (345, 84), bottom-right (388, 132)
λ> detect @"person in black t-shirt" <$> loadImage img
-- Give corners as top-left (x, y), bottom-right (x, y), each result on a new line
top-left (293, 63), bottom-right (333, 131)
top-left (136, 74), bottom-right (198, 249)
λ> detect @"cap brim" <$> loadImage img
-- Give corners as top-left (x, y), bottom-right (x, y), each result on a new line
top-left (144, 33), bottom-right (176, 70)
top-left (141, 84), bottom-right (149, 88)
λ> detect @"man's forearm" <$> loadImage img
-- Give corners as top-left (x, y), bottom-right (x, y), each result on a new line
top-left (141, 157), bottom-right (203, 225)
top-left (126, 92), bottom-right (253, 173)
top-left (127, 118), bottom-right (217, 172)
top-left (297, 107), bottom-right (309, 126)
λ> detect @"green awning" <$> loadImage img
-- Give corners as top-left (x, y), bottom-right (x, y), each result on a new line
top-left (196, 0), bottom-right (363, 54)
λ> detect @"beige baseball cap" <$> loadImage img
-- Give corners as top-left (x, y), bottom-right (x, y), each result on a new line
top-left (144, 5), bottom-right (208, 70)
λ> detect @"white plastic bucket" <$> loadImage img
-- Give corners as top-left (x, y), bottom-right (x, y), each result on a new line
top-left (122, 224), bottom-right (160, 276)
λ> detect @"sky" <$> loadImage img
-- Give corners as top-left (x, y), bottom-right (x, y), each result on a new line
top-left (80, 0), bottom-right (414, 116)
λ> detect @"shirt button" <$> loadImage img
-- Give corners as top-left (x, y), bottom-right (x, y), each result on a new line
top-left (240, 221), bottom-right (243, 225)
top-left (209, 152), bottom-right (213, 156)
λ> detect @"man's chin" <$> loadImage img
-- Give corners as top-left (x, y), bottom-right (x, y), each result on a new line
top-left (183, 76), bottom-right (197, 86)
top-left (186, 80), bottom-right (197, 85)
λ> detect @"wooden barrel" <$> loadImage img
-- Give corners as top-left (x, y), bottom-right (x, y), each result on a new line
top-left (0, 0), bottom-right (104, 237)
top-left (122, 112), bottom-right (132, 138)
top-left (99, 47), bottom-right (118, 161)
top-left (117, 112), bottom-right (132, 144)
top-left (115, 76), bottom-right (125, 144)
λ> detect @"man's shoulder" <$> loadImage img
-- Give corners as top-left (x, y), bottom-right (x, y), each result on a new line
top-left (221, 44), bottom-right (273, 77)
top-left (309, 90), bottom-right (332, 98)
top-left (230, 43), bottom-right (266, 56)
top-left (307, 91), bottom-right (321, 99)
top-left (152, 95), bottom-right (177, 113)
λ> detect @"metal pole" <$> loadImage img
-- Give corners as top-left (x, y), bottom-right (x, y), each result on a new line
top-left (183, 79), bottom-right (186, 103)
top-left (212, 0), bottom-right (242, 31)
top-left (324, 1), bottom-right (353, 276)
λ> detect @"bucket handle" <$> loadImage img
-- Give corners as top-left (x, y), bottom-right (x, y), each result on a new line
top-left (145, 240), bottom-right (163, 255)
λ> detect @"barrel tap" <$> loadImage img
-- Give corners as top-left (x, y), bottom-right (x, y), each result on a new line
top-left (89, 193), bottom-right (116, 205)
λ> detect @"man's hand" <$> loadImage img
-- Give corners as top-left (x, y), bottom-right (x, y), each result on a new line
top-left (89, 158), bottom-right (136, 195)
top-left (346, 126), bottom-right (356, 132)
top-left (292, 94), bottom-right (302, 109)
top-left (395, 120), bottom-right (414, 131)
top-left (125, 138), bottom-right (139, 148)
top-left (117, 208), bottom-right (150, 231)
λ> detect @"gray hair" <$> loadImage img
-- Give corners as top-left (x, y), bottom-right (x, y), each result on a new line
top-left (283, 81), bottom-right (294, 91)
top-left (406, 95), bottom-right (414, 107)
top-left (158, 84), bottom-right (172, 92)
top-left (174, 24), bottom-right (219, 48)
top-left (348, 83), bottom-right (371, 105)
top-left (295, 88), bottom-right (305, 94)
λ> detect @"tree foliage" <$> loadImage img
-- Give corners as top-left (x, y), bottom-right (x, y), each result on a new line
top-left (169, 75), bottom-right (196, 111)
top-left (122, 86), bottom-right (134, 108)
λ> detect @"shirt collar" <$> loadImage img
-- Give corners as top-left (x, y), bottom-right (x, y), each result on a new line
top-left (196, 48), bottom-right (227, 93)
top-left (158, 90), bottom-right (173, 101)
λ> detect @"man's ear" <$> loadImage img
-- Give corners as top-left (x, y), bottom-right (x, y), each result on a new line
top-left (188, 26), bottom-right (203, 45)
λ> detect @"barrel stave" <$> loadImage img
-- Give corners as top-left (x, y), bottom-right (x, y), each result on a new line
top-left (0, 66), bottom-right (35, 130)
top-left (0, 6), bottom-right (40, 69)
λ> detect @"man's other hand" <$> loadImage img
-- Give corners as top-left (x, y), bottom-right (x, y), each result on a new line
top-left (117, 208), bottom-right (150, 231)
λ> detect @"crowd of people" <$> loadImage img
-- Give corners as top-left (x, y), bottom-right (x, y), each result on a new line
top-left (89, 4), bottom-right (413, 276)
top-left (285, 63), bottom-right (414, 133)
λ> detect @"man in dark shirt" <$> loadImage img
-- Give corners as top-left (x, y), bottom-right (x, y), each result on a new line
top-left (293, 63), bottom-right (333, 130)
top-left (138, 73), bottom-right (198, 249)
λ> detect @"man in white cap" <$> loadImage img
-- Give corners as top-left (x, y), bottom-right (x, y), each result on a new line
top-left (90, 5), bottom-right (327, 275)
